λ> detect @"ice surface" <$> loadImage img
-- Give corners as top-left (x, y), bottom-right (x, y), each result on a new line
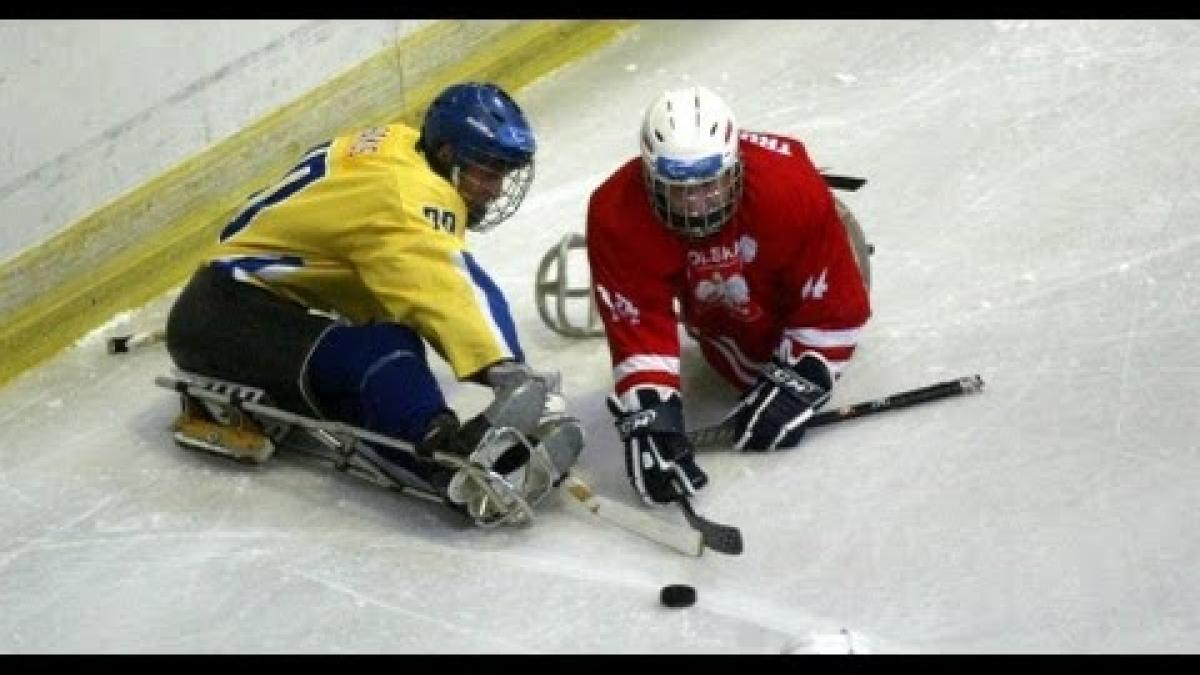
top-left (2, 20), bottom-right (1199, 653)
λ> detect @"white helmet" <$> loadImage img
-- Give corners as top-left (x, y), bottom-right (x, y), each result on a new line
top-left (640, 85), bottom-right (743, 239)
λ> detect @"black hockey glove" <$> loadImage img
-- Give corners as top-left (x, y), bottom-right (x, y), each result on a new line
top-left (414, 409), bottom-right (463, 460)
top-left (727, 354), bottom-right (833, 451)
top-left (607, 388), bottom-right (709, 505)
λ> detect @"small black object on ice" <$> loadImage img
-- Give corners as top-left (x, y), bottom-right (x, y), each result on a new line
top-left (108, 336), bottom-right (131, 354)
top-left (660, 584), bottom-right (696, 608)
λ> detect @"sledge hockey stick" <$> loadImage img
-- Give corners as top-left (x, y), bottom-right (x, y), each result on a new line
top-left (687, 374), bottom-right (986, 449)
top-left (560, 472), bottom-right (736, 557)
top-left (821, 173), bottom-right (867, 191)
top-left (672, 488), bottom-right (744, 555)
top-left (108, 328), bottom-right (166, 354)
top-left (559, 475), bottom-right (704, 557)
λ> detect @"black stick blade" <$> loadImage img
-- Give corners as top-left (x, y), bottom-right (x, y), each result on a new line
top-left (821, 174), bottom-right (867, 191)
top-left (677, 495), bottom-right (744, 555)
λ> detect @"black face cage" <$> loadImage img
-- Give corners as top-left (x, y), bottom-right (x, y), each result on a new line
top-left (644, 160), bottom-right (744, 240)
top-left (468, 160), bottom-right (535, 233)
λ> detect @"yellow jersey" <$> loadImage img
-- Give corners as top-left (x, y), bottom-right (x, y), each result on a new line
top-left (209, 123), bottom-right (522, 380)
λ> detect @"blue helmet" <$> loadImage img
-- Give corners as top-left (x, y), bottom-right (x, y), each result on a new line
top-left (420, 82), bottom-right (536, 232)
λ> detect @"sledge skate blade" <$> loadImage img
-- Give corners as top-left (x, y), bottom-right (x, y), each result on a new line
top-left (172, 400), bottom-right (275, 464)
top-left (172, 427), bottom-right (274, 464)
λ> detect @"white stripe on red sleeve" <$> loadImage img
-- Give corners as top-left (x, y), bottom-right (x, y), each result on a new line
top-left (778, 325), bottom-right (864, 377)
top-left (613, 354), bottom-right (681, 398)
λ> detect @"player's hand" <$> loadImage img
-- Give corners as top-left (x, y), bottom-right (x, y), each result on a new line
top-left (727, 353), bottom-right (832, 451)
top-left (607, 388), bottom-right (708, 505)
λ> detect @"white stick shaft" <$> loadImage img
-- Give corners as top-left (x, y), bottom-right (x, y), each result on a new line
top-left (559, 476), bottom-right (703, 556)
top-left (128, 328), bottom-right (166, 349)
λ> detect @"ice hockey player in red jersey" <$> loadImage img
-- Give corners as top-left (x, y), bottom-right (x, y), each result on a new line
top-left (587, 85), bottom-right (871, 506)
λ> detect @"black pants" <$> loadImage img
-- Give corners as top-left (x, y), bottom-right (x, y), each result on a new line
top-left (165, 265), bottom-right (334, 416)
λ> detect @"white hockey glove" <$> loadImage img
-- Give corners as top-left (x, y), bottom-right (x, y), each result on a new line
top-left (526, 369), bottom-right (584, 481)
top-left (442, 361), bottom-right (584, 526)
top-left (480, 361), bottom-right (583, 477)
top-left (726, 353), bottom-right (832, 451)
top-left (608, 388), bottom-right (708, 505)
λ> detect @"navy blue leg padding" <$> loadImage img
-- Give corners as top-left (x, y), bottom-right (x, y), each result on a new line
top-left (307, 323), bottom-right (449, 469)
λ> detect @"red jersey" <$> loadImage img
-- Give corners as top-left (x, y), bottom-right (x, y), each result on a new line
top-left (586, 132), bottom-right (871, 403)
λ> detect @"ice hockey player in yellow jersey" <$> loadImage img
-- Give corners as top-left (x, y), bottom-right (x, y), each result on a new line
top-left (165, 82), bottom-right (580, 521)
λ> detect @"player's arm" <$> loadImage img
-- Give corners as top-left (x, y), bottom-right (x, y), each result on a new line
top-left (775, 190), bottom-right (871, 375)
top-left (587, 197), bottom-right (707, 505)
top-left (726, 186), bottom-right (871, 452)
top-left (586, 203), bottom-right (682, 406)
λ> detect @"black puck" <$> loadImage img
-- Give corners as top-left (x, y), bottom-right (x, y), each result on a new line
top-left (108, 336), bottom-right (130, 354)
top-left (660, 584), bottom-right (696, 608)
